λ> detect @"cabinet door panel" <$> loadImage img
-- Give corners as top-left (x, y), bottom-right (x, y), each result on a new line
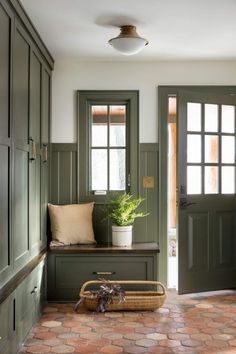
top-left (13, 149), bottom-right (29, 268)
top-left (0, 1), bottom-right (12, 283)
top-left (41, 68), bottom-right (50, 248)
top-left (0, 2), bottom-right (11, 140)
top-left (14, 27), bottom-right (30, 147)
top-left (42, 69), bottom-right (50, 145)
top-left (0, 146), bottom-right (10, 276)
top-left (16, 274), bottom-right (34, 343)
top-left (16, 261), bottom-right (45, 343)
top-left (13, 22), bottom-right (30, 269)
top-left (0, 293), bottom-right (14, 354)
top-left (29, 50), bottom-right (42, 256)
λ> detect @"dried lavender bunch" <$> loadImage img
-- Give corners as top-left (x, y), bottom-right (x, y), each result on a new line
top-left (74, 280), bottom-right (126, 313)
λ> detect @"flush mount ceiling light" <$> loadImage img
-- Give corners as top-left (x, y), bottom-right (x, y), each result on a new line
top-left (108, 25), bottom-right (149, 55)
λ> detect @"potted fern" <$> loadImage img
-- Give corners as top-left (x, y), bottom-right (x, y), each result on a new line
top-left (106, 192), bottom-right (148, 246)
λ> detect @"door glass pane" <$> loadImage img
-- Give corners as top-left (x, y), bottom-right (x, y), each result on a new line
top-left (222, 166), bottom-right (235, 194)
top-left (205, 166), bottom-right (218, 194)
top-left (205, 135), bottom-right (218, 163)
top-left (187, 166), bottom-right (201, 194)
top-left (221, 105), bottom-right (235, 133)
top-left (187, 134), bottom-right (201, 163)
top-left (222, 136), bottom-right (235, 163)
top-left (91, 149), bottom-right (107, 190)
top-left (187, 103), bottom-right (201, 132)
top-left (109, 149), bottom-right (125, 190)
top-left (110, 105), bottom-right (126, 147)
top-left (91, 105), bottom-right (108, 147)
top-left (204, 104), bottom-right (218, 132)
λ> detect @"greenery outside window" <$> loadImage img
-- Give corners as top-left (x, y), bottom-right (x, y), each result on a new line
top-left (78, 90), bottom-right (139, 203)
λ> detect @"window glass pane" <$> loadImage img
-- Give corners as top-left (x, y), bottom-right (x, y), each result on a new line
top-left (91, 149), bottom-right (107, 190)
top-left (187, 134), bottom-right (201, 163)
top-left (168, 97), bottom-right (176, 122)
top-left (205, 166), bottom-right (218, 194)
top-left (204, 104), bottom-right (218, 132)
top-left (222, 105), bottom-right (235, 133)
top-left (187, 103), bottom-right (201, 132)
top-left (222, 166), bottom-right (235, 194)
top-left (222, 136), bottom-right (235, 163)
top-left (109, 149), bottom-right (126, 190)
top-left (110, 105), bottom-right (126, 147)
top-left (91, 105), bottom-right (108, 147)
top-left (205, 135), bottom-right (218, 163)
top-left (187, 166), bottom-right (201, 194)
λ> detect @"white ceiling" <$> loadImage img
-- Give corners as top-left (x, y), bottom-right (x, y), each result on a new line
top-left (20, 0), bottom-right (236, 61)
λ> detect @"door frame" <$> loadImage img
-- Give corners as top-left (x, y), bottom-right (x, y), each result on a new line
top-left (158, 86), bottom-right (236, 287)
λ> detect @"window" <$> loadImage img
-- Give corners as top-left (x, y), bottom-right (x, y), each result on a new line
top-left (91, 104), bottom-right (126, 191)
top-left (186, 102), bottom-right (236, 195)
top-left (78, 91), bottom-right (139, 202)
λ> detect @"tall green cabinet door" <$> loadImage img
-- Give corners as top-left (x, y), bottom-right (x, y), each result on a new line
top-left (0, 1), bottom-right (13, 284)
top-left (12, 20), bottom-right (31, 269)
top-left (41, 67), bottom-right (51, 248)
top-left (29, 48), bottom-right (42, 256)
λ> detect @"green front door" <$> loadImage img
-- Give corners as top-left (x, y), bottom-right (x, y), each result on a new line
top-left (178, 91), bottom-right (236, 293)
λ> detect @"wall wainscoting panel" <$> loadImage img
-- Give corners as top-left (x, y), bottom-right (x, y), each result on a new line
top-left (134, 143), bottom-right (159, 243)
top-left (50, 143), bottom-right (158, 244)
top-left (51, 144), bottom-right (78, 205)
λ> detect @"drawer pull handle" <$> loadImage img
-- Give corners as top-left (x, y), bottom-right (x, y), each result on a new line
top-left (0, 336), bottom-right (2, 340)
top-left (93, 271), bottom-right (116, 275)
top-left (31, 286), bottom-right (38, 294)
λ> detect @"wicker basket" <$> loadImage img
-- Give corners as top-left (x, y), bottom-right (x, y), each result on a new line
top-left (79, 280), bottom-right (166, 311)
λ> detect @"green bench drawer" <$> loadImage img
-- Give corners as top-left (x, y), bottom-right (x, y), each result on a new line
top-left (47, 253), bottom-right (157, 301)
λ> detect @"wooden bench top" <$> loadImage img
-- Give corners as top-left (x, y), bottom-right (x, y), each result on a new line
top-left (49, 242), bottom-right (160, 254)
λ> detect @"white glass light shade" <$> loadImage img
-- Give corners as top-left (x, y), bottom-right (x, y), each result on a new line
top-left (109, 25), bottom-right (148, 55)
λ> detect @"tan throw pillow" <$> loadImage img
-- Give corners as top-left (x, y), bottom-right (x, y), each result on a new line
top-left (48, 203), bottom-right (96, 245)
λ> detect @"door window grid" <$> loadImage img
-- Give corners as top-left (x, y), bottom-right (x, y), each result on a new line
top-left (90, 104), bottom-right (126, 192)
top-left (187, 103), bottom-right (236, 195)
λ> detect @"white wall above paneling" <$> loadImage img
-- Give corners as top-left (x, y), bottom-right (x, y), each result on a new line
top-left (52, 59), bottom-right (236, 143)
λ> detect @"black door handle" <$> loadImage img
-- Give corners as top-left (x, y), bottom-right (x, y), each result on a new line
top-left (186, 202), bottom-right (197, 207)
top-left (179, 198), bottom-right (197, 209)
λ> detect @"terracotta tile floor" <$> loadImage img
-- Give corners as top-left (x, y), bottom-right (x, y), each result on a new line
top-left (18, 289), bottom-right (236, 354)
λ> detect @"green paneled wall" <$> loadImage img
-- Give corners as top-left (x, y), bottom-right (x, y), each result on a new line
top-left (135, 144), bottom-right (159, 243)
top-left (50, 143), bottom-right (159, 244)
top-left (51, 144), bottom-right (78, 204)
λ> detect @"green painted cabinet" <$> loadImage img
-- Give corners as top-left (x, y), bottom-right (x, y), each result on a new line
top-left (15, 260), bottom-right (46, 348)
top-left (0, 0), bottom-right (13, 285)
top-left (0, 259), bottom-right (46, 354)
top-left (29, 46), bottom-right (51, 256)
top-left (29, 48), bottom-right (42, 257)
top-left (0, 292), bottom-right (15, 354)
top-left (47, 244), bottom-right (159, 301)
top-left (12, 20), bottom-right (52, 268)
top-left (0, 0), bottom-right (53, 287)
top-left (0, 0), bottom-right (53, 352)
top-left (41, 68), bottom-right (51, 249)
top-left (13, 19), bottom-right (31, 270)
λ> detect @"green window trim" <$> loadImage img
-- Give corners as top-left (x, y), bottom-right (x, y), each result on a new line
top-left (77, 90), bottom-right (139, 203)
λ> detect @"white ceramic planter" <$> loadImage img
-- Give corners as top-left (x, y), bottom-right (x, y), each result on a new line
top-left (112, 225), bottom-right (133, 247)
